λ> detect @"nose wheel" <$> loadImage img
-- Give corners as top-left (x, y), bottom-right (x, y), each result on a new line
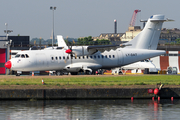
top-left (16, 73), bottom-right (21, 76)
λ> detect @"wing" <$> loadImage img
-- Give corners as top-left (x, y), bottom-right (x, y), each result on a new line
top-left (87, 44), bottom-right (131, 53)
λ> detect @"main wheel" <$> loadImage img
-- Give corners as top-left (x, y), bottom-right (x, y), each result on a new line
top-left (85, 70), bottom-right (91, 75)
top-left (71, 72), bottom-right (78, 75)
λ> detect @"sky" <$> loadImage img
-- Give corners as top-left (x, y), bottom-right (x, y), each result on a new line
top-left (0, 0), bottom-right (179, 40)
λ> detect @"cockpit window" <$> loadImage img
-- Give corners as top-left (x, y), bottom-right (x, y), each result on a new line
top-left (145, 59), bottom-right (149, 62)
top-left (25, 54), bottom-right (29, 58)
top-left (21, 54), bottom-right (25, 58)
top-left (141, 59), bottom-right (149, 62)
top-left (15, 54), bottom-right (20, 58)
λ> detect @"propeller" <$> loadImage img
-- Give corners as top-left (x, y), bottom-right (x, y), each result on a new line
top-left (65, 36), bottom-right (77, 60)
top-left (64, 36), bottom-right (77, 64)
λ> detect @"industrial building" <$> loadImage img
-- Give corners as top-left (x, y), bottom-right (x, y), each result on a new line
top-left (0, 36), bottom-right (29, 75)
top-left (0, 36), bottom-right (9, 74)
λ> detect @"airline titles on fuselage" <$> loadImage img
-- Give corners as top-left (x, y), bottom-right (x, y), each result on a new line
top-left (125, 53), bottom-right (137, 57)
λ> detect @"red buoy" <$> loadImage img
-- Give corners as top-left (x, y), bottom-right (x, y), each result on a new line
top-left (154, 88), bottom-right (159, 95)
top-left (148, 89), bottom-right (154, 94)
top-left (171, 97), bottom-right (174, 101)
top-left (152, 97), bottom-right (154, 101)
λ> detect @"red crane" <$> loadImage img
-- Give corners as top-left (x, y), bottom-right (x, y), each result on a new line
top-left (129, 9), bottom-right (141, 27)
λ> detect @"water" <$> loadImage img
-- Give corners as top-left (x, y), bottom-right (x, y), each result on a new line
top-left (0, 99), bottom-right (179, 120)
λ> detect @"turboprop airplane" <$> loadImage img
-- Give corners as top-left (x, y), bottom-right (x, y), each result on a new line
top-left (112, 59), bottom-right (160, 75)
top-left (5, 14), bottom-right (170, 76)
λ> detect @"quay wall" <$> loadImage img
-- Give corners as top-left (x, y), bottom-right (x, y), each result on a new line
top-left (0, 88), bottom-right (179, 100)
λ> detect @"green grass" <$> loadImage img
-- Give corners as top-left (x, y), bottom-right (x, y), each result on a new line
top-left (0, 75), bottom-right (180, 86)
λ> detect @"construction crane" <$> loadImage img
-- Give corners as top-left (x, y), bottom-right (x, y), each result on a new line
top-left (129, 9), bottom-right (141, 27)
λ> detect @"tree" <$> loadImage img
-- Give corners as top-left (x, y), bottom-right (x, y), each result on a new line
top-left (175, 38), bottom-right (180, 44)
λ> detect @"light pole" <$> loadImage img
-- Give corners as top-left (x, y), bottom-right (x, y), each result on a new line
top-left (4, 23), bottom-right (13, 39)
top-left (50, 6), bottom-right (56, 48)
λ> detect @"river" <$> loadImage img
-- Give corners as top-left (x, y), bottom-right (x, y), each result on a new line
top-left (0, 99), bottom-right (179, 120)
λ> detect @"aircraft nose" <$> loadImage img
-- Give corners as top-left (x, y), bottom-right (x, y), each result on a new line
top-left (5, 61), bottom-right (12, 69)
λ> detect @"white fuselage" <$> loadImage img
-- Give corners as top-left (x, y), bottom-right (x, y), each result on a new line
top-left (9, 48), bottom-right (165, 72)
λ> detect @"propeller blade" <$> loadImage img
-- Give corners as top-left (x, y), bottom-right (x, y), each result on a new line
top-left (75, 53), bottom-right (77, 59)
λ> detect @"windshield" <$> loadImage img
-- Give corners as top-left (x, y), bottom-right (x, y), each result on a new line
top-left (15, 54), bottom-right (29, 58)
top-left (15, 54), bottom-right (21, 58)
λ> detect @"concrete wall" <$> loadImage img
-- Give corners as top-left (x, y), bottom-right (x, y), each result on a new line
top-left (0, 88), bottom-right (179, 100)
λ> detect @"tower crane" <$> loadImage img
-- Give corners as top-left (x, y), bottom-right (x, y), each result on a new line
top-left (129, 9), bottom-right (141, 26)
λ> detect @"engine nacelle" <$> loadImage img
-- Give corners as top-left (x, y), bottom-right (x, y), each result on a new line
top-left (71, 46), bottom-right (97, 56)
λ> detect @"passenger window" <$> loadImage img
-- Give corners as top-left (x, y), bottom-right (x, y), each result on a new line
top-left (94, 55), bottom-right (96, 59)
top-left (98, 55), bottom-right (100, 58)
top-left (59, 56), bottom-right (61, 60)
top-left (15, 54), bottom-right (20, 58)
top-left (67, 56), bottom-right (69, 59)
top-left (25, 54), bottom-right (29, 58)
top-left (51, 57), bottom-right (54, 60)
top-left (79, 56), bottom-right (81, 59)
top-left (63, 56), bottom-right (65, 59)
top-left (90, 56), bottom-right (92, 59)
top-left (113, 55), bottom-right (115, 58)
top-left (86, 56), bottom-right (89, 59)
top-left (21, 54), bottom-right (25, 58)
top-left (83, 56), bottom-right (84, 59)
top-left (101, 55), bottom-right (104, 58)
top-left (56, 57), bottom-right (58, 60)
top-left (105, 55), bottom-right (107, 58)
top-left (109, 55), bottom-right (111, 58)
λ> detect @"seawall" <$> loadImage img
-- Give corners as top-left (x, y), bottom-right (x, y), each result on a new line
top-left (0, 88), bottom-right (180, 100)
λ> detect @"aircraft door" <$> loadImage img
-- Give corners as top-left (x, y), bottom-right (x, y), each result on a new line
top-left (116, 50), bottom-right (124, 66)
